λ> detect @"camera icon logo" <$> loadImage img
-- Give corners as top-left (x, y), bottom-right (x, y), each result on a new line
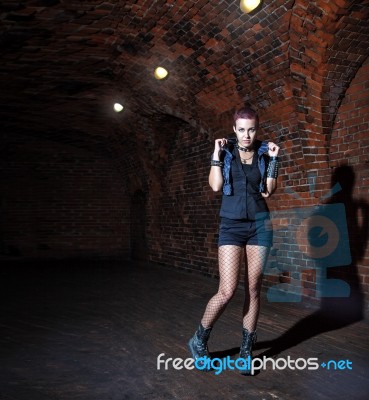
top-left (295, 203), bottom-right (351, 266)
top-left (258, 179), bottom-right (352, 302)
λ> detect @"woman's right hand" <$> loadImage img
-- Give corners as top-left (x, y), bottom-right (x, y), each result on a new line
top-left (213, 138), bottom-right (227, 159)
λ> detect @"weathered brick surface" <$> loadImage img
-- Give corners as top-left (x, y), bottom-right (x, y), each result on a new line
top-left (0, 1), bottom-right (368, 310)
top-left (0, 134), bottom-right (129, 259)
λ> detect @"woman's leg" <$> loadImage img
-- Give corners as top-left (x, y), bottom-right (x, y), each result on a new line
top-left (188, 244), bottom-right (243, 369)
top-left (239, 245), bottom-right (269, 375)
top-left (201, 245), bottom-right (243, 328)
top-left (242, 245), bottom-right (269, 331)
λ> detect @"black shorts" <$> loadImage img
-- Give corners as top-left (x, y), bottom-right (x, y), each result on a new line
top-left (218, 217), bottom-right (273, 247)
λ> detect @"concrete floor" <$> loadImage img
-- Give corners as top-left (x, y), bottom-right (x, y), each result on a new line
top-left (0, 259), bottom-right (368, 400)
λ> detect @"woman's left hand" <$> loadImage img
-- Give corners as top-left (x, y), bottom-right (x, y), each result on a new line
top-left (267, 142), bottom-right (280, 157)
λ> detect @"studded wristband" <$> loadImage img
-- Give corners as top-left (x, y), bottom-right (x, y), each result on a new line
top-left (211, 160), bottom-right (224, 167)
top-left (267, 158), bottom-right (279, 179)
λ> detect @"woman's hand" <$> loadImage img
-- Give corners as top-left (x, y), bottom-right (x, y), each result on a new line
top-left (267, 142), bottom-right (279, 157)
top-left (213, 138), bottom-right (228, 159)
top-left (210, 138), bottom-right (227, 191)
top-left (263, 142), bottom-right (280, 198)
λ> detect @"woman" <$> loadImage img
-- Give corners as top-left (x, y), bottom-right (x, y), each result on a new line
top-left (188, 106), bottom-right (280, 375)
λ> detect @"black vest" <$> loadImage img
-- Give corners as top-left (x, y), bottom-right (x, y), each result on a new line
top-left (219, 148), bottom-right (269, 220)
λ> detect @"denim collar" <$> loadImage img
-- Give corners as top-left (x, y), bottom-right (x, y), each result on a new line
top-left (222, 139), bottom-right (269, 195)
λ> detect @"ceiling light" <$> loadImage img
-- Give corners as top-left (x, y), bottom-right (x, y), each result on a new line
top-left (113, 103), bottom-right (124, 112)
top-left (154, 67), bottom-right (168, 80)
top-left (240, 0), bottom-right (261, 13)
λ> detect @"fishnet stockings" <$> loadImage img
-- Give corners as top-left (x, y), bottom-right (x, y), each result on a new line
top-left (201, 245), bottom-right (269, 332)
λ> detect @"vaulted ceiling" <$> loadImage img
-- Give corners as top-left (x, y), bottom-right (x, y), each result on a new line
top-left (1, 0), bottom-right (369, 156)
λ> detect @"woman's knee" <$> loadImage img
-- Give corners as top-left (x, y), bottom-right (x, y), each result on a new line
top-left (218, 287), bottom-right (237, 304)
top-left (248, 284), bottom-right (261, 299)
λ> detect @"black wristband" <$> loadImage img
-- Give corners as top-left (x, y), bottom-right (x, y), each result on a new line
top-left (267, 159), bottom-right (279, 178)
top-left (211, 160), bottom-right (223, 167)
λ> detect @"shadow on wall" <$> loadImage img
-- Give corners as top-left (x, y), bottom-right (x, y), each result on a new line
top-left (257, 165), bottom-right (368, 357)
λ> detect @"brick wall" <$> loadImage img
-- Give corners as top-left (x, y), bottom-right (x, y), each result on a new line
top-left (0, 134), bottom-right (130, 259)
top-left (140, 59), bottom-right (369, 314)
top-left (148, 122), bottom-right (219, 274)
top-left (1, 79), bottom-right (368, 313)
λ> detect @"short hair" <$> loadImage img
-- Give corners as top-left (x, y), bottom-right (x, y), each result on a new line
top-left (233, 106), bottom-right (259, 127)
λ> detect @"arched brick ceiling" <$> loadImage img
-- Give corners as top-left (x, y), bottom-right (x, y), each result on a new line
top-left (1, 0), bottom-right (368, 155)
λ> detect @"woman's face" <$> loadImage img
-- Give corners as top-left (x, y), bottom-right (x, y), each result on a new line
top-left (233, 118), bottom-right (257, 150)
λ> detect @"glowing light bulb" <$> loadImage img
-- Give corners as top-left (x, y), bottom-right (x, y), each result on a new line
top-left (240, 0), bottom-right (261, 13)
top-left (114, 103), bottom-right (124, 112)
top-left (154, 66), bottom-right (168, 80)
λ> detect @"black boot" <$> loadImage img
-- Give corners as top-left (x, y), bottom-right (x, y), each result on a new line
top-left (239, 328), bottom-right (257, 376)
top-left (188, 323), bottom-right (212, 371)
